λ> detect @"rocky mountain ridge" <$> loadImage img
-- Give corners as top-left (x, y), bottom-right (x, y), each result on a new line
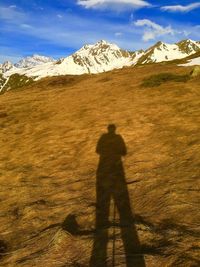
top-left (1, 39), bottom-right (200, 93)
top-left (1, 39), bottom-right (200, 77)
top-left (2, 40), bottom-right (142, 79)
top-left (137, 39), bottom-right (200, 64)
top-left (15, 54), bottom-right (55, 69)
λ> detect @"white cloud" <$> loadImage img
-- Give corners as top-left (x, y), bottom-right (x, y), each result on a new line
top-left (20, 23), bottom-right (33, 29)
top-left (0, 5), bottom-right (26, 21)
top-left (161, 3), bottom-right (200, 12)
top-left (77, 0), bottom-right (151, 10)
top-left (57, 14), bottom-right (63, 19)
top-left (115, 32), bottom-right (123, 37)
top-left (129, 13), bottom-right (134, 22)
top-left (134, 19), bottom-right (175, 41)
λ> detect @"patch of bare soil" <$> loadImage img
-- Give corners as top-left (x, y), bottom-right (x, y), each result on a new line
top-left (0, 64), bottom-right (200, 266)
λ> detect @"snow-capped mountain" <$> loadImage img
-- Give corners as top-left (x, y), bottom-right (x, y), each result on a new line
top-left (55, 40), bottom-right (144, 74)
top-left (137, 39), bottom-right (200, 64)
top-left (0, 61), bottom-right (14, 74)
top-left (1, 39), bottom-right (200, 86)
top-left (4, 40), bottom-right (144, 79)
top-left (14, 54), bottom-right (55, 68)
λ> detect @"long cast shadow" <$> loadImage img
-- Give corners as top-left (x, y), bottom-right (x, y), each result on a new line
top-left (89, 124), bottom-right (146, 267)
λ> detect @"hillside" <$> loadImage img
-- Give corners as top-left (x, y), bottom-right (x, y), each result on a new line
top-left (0, 64), bottom-right (200, 267)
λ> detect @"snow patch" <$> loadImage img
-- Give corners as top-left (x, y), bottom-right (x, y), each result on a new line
top-left (179, 57), bottom-right (200, 66)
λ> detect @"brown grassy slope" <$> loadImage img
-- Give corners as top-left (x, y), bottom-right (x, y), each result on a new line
top-left (0, 64), bottom-right (200, 267)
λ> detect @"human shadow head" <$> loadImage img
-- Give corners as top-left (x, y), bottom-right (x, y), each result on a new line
top-left (96, 124), bottom-right (127, 158)
top-left (107, 124), bottom-right (116, 135)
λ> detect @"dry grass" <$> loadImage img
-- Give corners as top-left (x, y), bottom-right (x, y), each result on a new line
top-left (0, 64), bottom-right (200, 266)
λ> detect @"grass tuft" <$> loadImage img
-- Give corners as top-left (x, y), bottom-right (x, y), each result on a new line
top-left (141, 72), bottom-right (190, 87)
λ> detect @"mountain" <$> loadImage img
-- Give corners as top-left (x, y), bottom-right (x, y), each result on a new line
top-left (137, 39), bottom-right (200, 64)
top-left (0, 61), bottom-right (13, 74)
top-left (14, 54), bottom-right (55, 68)
top-left (4, 40), bottom-right (144, 80)
top-left (1, 39), bottom-right (200, 92)
top-left (56, 40), bottom-right (143, 74)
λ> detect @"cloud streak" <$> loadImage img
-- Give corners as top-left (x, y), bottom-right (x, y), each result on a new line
top-left (0, 5), bottom-right (26, 21)
top-left (77, 0), bottom-right (151, 11)
top-left (161, 3), bottom-right (200, 13)
top-left (134, 19), bottom-right (175, 41)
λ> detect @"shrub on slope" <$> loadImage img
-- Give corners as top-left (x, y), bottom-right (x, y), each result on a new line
top-left (1, 74), bottom-right (34, 93)
top-left (141, 72), bottom-right (190, 87)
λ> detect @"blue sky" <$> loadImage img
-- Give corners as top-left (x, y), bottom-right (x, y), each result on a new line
top-left (0, 0), bottom-right (200, 63)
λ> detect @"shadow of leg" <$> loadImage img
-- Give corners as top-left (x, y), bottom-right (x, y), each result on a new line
top-left (114, 178), bottom-right (146, 267)
top-left (120, 225), bottom-right (146, 267)
top-left (89, 228), bottom-right (109, 267)
top-left (90, 177), bottom-right (111, 267)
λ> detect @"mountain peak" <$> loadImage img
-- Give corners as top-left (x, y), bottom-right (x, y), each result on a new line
top-left (82, 40), bottom-right (113, 50)
top-left (93, 40), bottom-right (119, 49)
top-left (177, 39), bottom-right (196, 44)
top-left (146, 41), bottom-right (168, 52)
top-left (0, 61), bottom-right (13, 74)
top-left (176, 39), bottom-right (200, 55)
top-left (155, 41), bottom-right (165, 46)
top-left (75, 40), bottom-right (122, 60)
top-left (14, 54), bottom-right (55, 68)
top-left (97, 39), bottom-right (109, 45)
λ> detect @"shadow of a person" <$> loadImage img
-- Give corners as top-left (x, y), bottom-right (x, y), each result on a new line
top-left (90, 124), bottom-right (146, 267)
